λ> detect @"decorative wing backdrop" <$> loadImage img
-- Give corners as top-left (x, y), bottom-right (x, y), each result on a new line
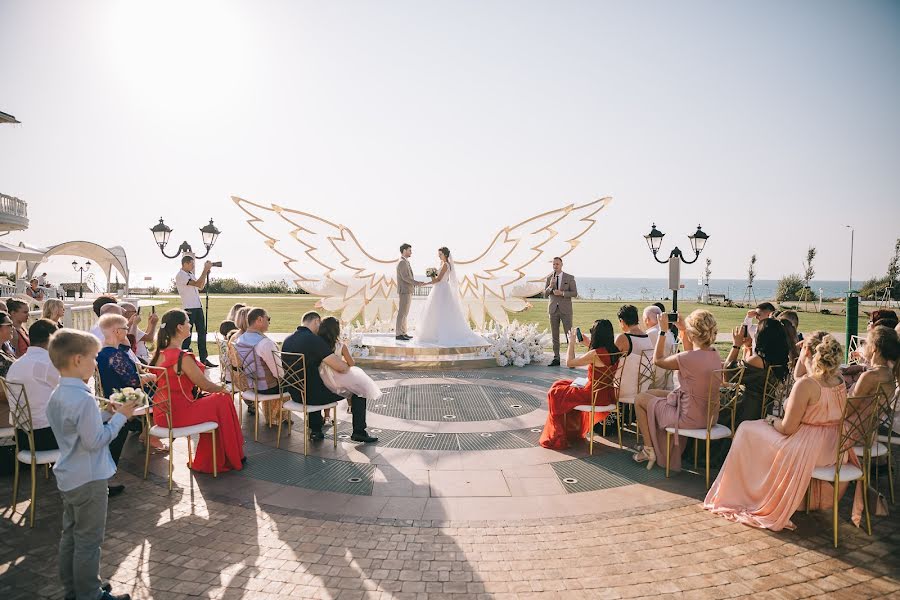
top-left (233, 195), bottom-right (612, 326)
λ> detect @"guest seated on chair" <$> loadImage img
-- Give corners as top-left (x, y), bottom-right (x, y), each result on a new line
top-left (226, 302), bottom-right (247, 324)
top-left (7, 299), bottom-right (31, 357)
top-left (317, 317), bottom-right (383, 402)
top-left (7, 319), bottom-right (59, 451)
top-left (25, 278), bottom-right (45, 301)
top-left (235, 307), bottom-right (284, 424)
top-left (151, 309), bottom-right (245, 473)
top-left (726, 318), bottom-right (790, 423)
top-left (219, 320), bottom-right (237, 338)
top-left (90, 303), bottom-right (125, 341)
top-left (539, 319), bottom-right (621, 450)
top-left (633, 310), bottom-right (723, 471)
top-left (704, 332), bottom-right (849, 531)
top-left (0, 312), bottom-right (17, 374)
top-left (281, 311), bottom-right (378, 443)
top-left (42, 298), bottom-right (66, 329)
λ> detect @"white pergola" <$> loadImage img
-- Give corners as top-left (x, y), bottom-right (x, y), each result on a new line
top-left (15, 241), bottom-right (130, 293)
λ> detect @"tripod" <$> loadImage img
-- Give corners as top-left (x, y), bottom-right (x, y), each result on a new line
top-left (742, 284), bottom-right (756, 306)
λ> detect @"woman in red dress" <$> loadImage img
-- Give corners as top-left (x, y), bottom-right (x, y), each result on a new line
top-left (151, 309), bottom-right (245, 473)
top-left (540, 319), bottom-right (621, 450)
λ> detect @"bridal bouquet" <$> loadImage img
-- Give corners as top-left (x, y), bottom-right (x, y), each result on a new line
top-left (425, 267), bottom-right (438, 279)
top-left (342, 322), bottom-right (372, 358)
top-left (479, 320), bottom-right (552, 367)
top-left (109, 386), bottom-right (149, 406)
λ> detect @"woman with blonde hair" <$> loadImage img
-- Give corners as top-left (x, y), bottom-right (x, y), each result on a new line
top-left (633, 309), bottom-right (723, 471)
top-left (704, 332), bottom-right (849, 531)
top-left (42, 298), bottom-right (65, 328)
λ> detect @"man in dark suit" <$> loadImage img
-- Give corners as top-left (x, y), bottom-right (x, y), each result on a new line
top-left (281, 311), bottom-right (378, 443)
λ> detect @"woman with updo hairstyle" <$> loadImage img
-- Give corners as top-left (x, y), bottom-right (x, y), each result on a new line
top-left (705, 332), bottom-right (851, 531)
top-left (633, 309), bottom-right (723, 471)
top-left (151, 309), bottom-right (245, 473)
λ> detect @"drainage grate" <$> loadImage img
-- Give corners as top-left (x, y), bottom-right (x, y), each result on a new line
top-left (551, 451), bottom-right (668, 493)
top-left (235, 448), bottom-right (375, 495)
top-left (370, 383), bottom-right (540, 422)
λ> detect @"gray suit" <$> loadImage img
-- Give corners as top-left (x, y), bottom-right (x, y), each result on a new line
top-left (544, 271), bottom-right (577, 359)
top-left (396, 258), bottom-right (416, 336)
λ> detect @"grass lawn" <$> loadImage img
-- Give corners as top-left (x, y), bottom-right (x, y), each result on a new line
top-left (143, 295), bottom-right (864, 357)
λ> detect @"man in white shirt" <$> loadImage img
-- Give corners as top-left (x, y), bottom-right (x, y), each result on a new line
top-left (7, 319), bottom-right (61, 451)
top-left (235, 307), bottom-right (283, 394)
top-left (175, 255), bottom-right (215, 367)
top-left (643, 305), bottom-right (676, 390)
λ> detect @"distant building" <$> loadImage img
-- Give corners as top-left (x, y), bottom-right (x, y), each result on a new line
top-left (0, 111), bottom-right (28, 234)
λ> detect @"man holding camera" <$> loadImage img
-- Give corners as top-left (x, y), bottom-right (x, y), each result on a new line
top-left (175, 255), bottom-right (216, 367)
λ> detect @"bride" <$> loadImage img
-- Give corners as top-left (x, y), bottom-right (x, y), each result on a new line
top-left (416, 247), bottom-right (486, 346)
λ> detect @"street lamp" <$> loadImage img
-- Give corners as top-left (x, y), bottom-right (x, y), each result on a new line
top-left (845, 225), bottom-right (854, 292)
top-left (644, 223), bottom-right (709, 316)
top-left (150, 217), bottom-right (221, 259)
top-left (72, 260), bottom-right (91, 298)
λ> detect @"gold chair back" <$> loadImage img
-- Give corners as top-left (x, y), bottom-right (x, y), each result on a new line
top-left (708, 366), bottom-right (745, 434)
top-left (835, 393), bottom-right (880, 466)
top-left (589, 351), bottom-right (625, 409)
top-left (635, 349), bottom-right (656, 394)
top-left (1, 377), bottom-right (34, 452)
top-left (761, 364), bottom-right (788, 417)
top-left (273, 350), bottom-right (306, 405)
top-left (230, 342), bottom-right (266, 394)
top-left (847, 335), bottom-right (867, 365)
top-left (143, 364), bottom-right (173, 429)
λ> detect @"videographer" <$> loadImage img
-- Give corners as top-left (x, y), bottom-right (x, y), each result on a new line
top-left (175, 255), bottom-right (216, 367)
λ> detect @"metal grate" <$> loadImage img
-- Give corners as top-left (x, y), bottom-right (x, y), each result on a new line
top-left (551, 451), bottom-right (668, 493)
top-left (235, 448), bottom-right (375, 495)
top-left (370, 384), bottom-right (539, 422)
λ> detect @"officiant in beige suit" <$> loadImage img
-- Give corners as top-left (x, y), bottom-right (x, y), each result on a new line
top-left (396, 243), bottom-right (424, 341)
top-left (544, 256), bottom-right (578, 366)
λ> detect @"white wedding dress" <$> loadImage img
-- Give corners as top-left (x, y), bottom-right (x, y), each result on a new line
top-left (416, 259), bottom-right (486, 346)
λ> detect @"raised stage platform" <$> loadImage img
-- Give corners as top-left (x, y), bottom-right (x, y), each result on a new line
top-left (353, 333), bottom-right (496, 370)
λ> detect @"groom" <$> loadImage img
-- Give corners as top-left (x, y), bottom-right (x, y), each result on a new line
top-left (396, 243), bottom-right (425, 341)
top-left (544, 256), bottom-right (578, 366)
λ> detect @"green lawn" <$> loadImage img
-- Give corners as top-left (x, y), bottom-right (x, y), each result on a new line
top-left (143, 295), bottom-right (864, 356)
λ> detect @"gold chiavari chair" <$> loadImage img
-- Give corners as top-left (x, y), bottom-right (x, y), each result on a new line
top-left (2, 377), bottom-right (60, 527)
top-left (665, 366), bottom-right (745, 487)
top-left (573, 352), bottom-right (625, 454)
top-left (142, 364), bottom-right (218, 490)
top-left (760, 364), bottom-right (788, 418)
top-left (231, 343), bottom-right (289, 441)
top-left (869, 384), bottom-right (898, 503)
top-left (274, 350), bottom-right (340, 455)
top-left (808, 392), bottom-right (880, 547)
top-left (618, 349), bottom-right (655, 447)
top-left (215, 334), bottom-right (242, 420)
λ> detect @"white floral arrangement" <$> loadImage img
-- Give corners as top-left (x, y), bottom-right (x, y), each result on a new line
top-left (425, 267), bottom-right (438, 278)
top-left (342, 322), bottom-right (378, 358)
top-left (109, 386), bottom-right (149, 406)
top-left (479, 320), bottom-right (552, 367)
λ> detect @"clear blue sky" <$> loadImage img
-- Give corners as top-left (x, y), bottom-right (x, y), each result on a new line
top-left (1, 0), bottom-right (899, 287)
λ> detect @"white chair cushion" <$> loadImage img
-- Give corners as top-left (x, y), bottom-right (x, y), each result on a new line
top-left (17, 449), bottom-right (61, 464)
top-left (240, 390), bottom-right (287, 402)
top-left (665, 423), bottom-right (732, 440)
top-left (853, 442), bottom-right (889, 458)
top-left (876, 434), bottom-right (900, 446)
top-left (282, 400), bottom-right (340, 413)
top-left (811, 463), bottom-right (864, 482)
top-left (573, 404), bottom-right (618, 413)
top-left (149, 422), bottom-right (218, 438)
top-left (0, 426), bottom-right (15, 438)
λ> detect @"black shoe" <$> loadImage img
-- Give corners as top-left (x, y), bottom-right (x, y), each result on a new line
top-left (202, 359), bottom-right (218, 368)
top-left (395, 335), bottom-right (406, 340)
top-left (403, 335), bottom-right (413, 340)
top-left (241, 456), bottom-right (248, 464)
top-left (100, 591), bottom-right (131, 600)
top-left (244, 403), bottom-right (256, 416)
top-left (350, 432), bottom-right (379, 443)
top-left (66, 583), bottom-right (112, 600)
top-left (593, 422), bottom-right (605, 436)
top-left (549, 358), bottom-right (561, 367)
top-left (107, 484), bottom-right (125, 498)
top-left (309, 431), bottom-right (325, 441)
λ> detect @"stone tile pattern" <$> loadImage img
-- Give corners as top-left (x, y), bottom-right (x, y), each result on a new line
top-left (1, 469), bottom-right (898, 600)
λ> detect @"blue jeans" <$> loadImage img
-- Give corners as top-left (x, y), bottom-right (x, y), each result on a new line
top-left (59, 479), bottom-right (109, 600)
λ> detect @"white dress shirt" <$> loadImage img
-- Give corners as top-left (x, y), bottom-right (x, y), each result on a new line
top-left (7, 346), bottom-right (60, 430)
top-left (175, 269), bottom-right (202, 309)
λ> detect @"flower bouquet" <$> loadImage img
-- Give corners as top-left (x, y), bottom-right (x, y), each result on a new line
top-left (108, 387), bottom-right (150, 411)
top-left (425, 267), bottom-right (438, 279)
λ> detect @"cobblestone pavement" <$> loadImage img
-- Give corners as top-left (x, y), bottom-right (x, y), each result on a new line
top-left (1, 466), bottom-right (898, 599)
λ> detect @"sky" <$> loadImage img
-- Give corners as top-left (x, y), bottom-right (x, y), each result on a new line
top-left (1, 0), bottom-right (899, 289)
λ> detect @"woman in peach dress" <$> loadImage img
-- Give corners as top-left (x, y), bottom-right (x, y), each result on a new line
top-left (703, 332), bottom-right (846, 531)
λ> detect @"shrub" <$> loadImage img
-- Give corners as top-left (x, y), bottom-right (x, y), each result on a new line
top-left (776, 274), bottom-right (818, 302)
top-left (859, 276), bottom-right (899, 300)
top-left (167, 278), bottom-right (307, 294)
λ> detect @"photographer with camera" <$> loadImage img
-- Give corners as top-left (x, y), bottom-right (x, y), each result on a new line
top-left (175, 255), bottom-right (217, 367)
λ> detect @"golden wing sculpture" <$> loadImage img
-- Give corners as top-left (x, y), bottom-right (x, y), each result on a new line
top-left (232, 195), bottom-right (612, 326)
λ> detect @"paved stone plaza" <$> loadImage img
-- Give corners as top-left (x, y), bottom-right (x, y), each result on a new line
top-left (2, 366), bottom-right (898, 599)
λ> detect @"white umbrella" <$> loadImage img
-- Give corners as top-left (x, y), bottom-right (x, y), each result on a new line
top-left (0, 240), bottom-right (45, 262)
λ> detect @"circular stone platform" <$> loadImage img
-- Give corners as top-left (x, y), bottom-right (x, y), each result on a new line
top-left (371, 383), bottom-right (540, 421)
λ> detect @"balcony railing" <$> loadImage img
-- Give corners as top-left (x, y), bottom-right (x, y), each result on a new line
top-left (0, 193), bottom-right (28, 218)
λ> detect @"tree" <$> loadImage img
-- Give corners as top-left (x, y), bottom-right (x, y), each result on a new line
top-left (747, 254), bottom-right (757, 288)
top-left (887, 238), bottom-right (900, 292)
top-left (777, 274), bottom-right (818, 302)
top-left (803, 246), bottom-right (816, 287)
top-left (704, 258), bottom-right (712, 284)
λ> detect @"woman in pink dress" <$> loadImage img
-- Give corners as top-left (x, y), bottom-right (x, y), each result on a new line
top-left (703, 332), bottom-right (847, 531)
top-left (151, 309), bottom-right (245, 473)
top-left (539, 319), bottom-right (620, 450)
top-left (633, 310), bottom-right (723, 471)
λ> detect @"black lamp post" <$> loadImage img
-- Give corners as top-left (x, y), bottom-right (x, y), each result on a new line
top-left (644, 223), bottom-right (709, 317)
top-left (72, 260), bottom-right (91, 298)
top-left (150, 217), bottom-right (221, 259)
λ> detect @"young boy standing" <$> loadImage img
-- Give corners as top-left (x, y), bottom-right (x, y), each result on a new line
top-left (46, 330), bottom-right (135, 600)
